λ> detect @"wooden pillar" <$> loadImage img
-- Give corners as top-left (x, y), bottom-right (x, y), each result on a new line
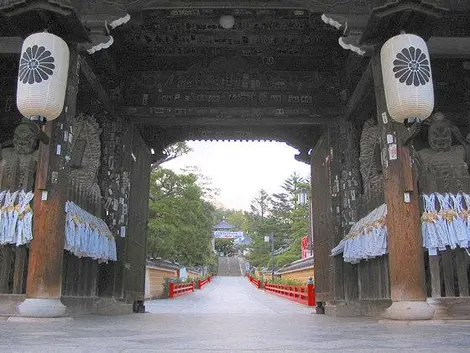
top-left (18, 46), bottom-right (80, 317)
top-left (371, 50), bottom-right (433, 320)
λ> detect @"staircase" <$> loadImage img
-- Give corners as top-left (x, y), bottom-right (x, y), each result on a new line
top-left (217, 256), bottom-right (242, 276)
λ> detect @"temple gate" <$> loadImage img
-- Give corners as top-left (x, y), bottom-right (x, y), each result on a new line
top-left (0, 0), bottom-right (469, 319)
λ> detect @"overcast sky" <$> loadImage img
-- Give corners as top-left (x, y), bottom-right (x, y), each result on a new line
top-left (163, 141), bottom-right (310, 211)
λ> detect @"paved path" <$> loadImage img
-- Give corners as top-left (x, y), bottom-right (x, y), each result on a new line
top-left (1, 276), bottom-right (470, 352)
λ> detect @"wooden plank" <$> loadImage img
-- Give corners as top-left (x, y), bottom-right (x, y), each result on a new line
top-left (311, 132), bottom-right (335, 302)
top-left (345, 62), bottom-right (373, 121)
top-left (357, 262), bottom-right (364, 299)
top-left (343, 262), bottom-right (358, 301)
top-left (90, 261), bottom-right (98, 297)
top-left (456, 249), bottom-right (469, 297)
top-left (123, 129), bottom-right (151, 303)
top-left (79, 57), bottom-right (117, 117)
top-left (12, 246), bottom-right (26, 294)
top-left (82, 259), bottom-right (90, 296)
top-left (334, 256), bottom-right (344, 300)
top-left (429, 255), bottom-right (442, 298)
top-left (78, 259), bottom-right (85, 297)
top-left (441, 250), bottom-right (455, 297)
top-left (377, 258), bottom-right (384, 299)
top-left (62, 252), bottom-right (68, 296)
top-left (0, 247), bottom-right (12, 293)
top-left (70, 255), bottom-right (79, 296)
top-left (128, 113), bottom-right (334, 126)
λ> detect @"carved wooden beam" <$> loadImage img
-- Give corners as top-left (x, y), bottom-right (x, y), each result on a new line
top-left (79, 56), bottom-right (117, 117)
top-left (126, 106), bottom-right (341, 126)
top-left (0, 0), bottom-right (75, 16)
top-left (130, 115), bottom-right (327, 126)
top-left (0, 37), bottom-right (22, 53)
top-left (428, 37), bottom-right (470, 58)
top-left (345, 61), bottom-right (373, 121)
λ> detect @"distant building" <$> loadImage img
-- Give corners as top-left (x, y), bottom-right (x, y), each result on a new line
top-left (212, 219), bottom-right (251, 253)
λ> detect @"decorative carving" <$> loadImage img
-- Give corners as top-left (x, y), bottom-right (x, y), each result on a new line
top-left (417, 112), bottom-right (470, 193)
top-left (0, 120), bottom-right (45, 191)
top-left (359, 119), bottom-right (383, 201)
top-left (125, 69), bottom-right (329, 93)
top-left (69, 114), bottom-right (102, 198)
top-left (123, 61), bottom-right (340, 117)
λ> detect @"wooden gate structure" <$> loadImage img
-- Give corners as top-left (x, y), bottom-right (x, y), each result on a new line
top-left (0, 0), bottom-right (470, 319)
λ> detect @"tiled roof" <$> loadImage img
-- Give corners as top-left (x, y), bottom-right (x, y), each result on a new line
top-left (213, 219), bottom-right (233, 229)
top-left (146, 259), bottom-right (180, 271)
top-left (276, 256), bottom-right (314, 274)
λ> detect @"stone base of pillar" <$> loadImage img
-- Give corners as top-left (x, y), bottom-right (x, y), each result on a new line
top-left (381, 301), bottom-right (435, 320)
top-left (17, 298), bottom-right (67, 318)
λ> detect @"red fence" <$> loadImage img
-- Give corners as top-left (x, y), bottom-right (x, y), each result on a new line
top-left (248, 275), bottom-right (262, 289)
top-left (169, 282), bottom-right (194, 298)
top-left (198, 275), bottom-right (212, 289)
top-left (264, 283), bottom-right (316, 306)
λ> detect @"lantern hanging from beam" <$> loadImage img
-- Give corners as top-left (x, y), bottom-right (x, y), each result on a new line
top-left (16, 32), bottom-right (70, 121)
top-left (381, 33), bottom-right (434, 123)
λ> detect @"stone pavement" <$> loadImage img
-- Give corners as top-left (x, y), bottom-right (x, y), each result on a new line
top-left (1, 276), bottom-right (470, 353)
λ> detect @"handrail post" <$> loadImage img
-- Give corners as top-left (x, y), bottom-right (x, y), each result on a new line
top-left (169, 282), bottom-right (175, 299)
top-left (307, 283), bottom-right (315, 306)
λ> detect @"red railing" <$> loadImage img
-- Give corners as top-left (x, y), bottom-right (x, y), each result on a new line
top-left (198, 275), bottom-right (212, 289)
top-left (248, 275), bottom-right (262, 289)
top-left (169, 282), bottom-right (194, 298)
top-left (264, 283), bottom-right (316, 306)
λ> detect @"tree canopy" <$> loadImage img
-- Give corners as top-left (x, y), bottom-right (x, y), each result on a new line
top-left (151, 142), bottom-right (192, 170)
top-left (147, 168), bottom-right (216, 267)
top-left (244, 172), bottom-right (310, 269)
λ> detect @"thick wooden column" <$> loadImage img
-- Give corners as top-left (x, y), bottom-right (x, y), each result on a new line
top-left (371, 50), bottom-right (433, 320)
top-left (18, 46), bottom-right (80, 317)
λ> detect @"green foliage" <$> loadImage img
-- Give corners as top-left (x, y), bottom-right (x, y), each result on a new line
top-left (245, 172), bottom-right (310, 270)
top-left (152, 142), bottom-right (192, 169)
top-left (226, 210), bottom-right (251, 233)
top-left (147, 168), bottom-right (215, 267)
top-left (214, 238), bottom-right (235, 255)
top-left (265, 277), bottom-right (307, 286)
top-left (274, 252), bottom-right (301, 268)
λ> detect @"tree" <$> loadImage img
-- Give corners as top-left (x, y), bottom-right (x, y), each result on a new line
top-left (182, 165), bottom-right (221, 202)
top-left (151, 142), bottom-right (192, 169)
top-left (226, 210), bottom-right (250, 233)
top-left (250, 189), bottom-right (271, 220)
top-left (245, 173), bottom-right (311, 270)
top-left (214, 238), bottom-right (235, 255)
top-left (147, 168), bottom-right (215, 267)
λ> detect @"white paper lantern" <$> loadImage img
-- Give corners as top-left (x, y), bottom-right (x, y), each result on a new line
top-left (16, 32), bottom-right (70, 121)
top-left (381, 33), bottom-right (434, 123)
